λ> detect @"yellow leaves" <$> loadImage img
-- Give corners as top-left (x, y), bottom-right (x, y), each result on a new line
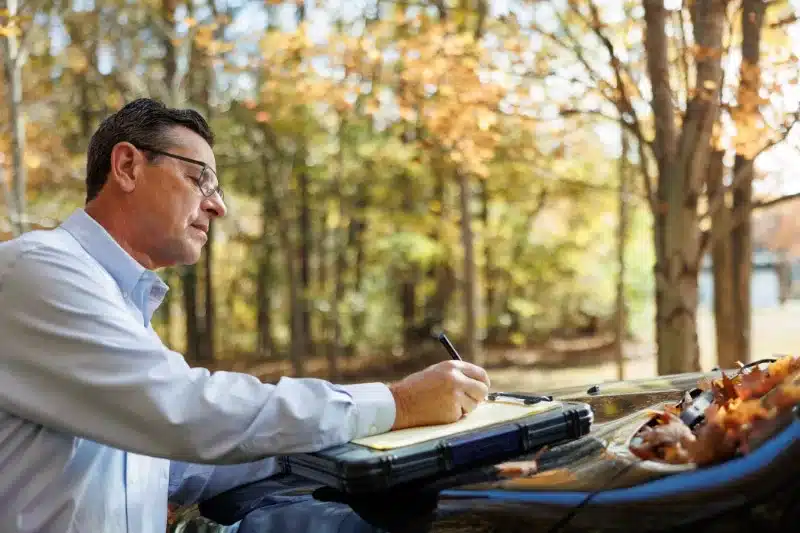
top-left (65, 46), bottom-right (88, 73)
top-left (248, 18), bottom-right (508, 178)
top-left (0, 9), bottom-right (27, 37)
top-left (692, 44), bottom-right (723, 61)
top-left (366, 47), bottom-right (381, 64)
top-left (439, 84), bottom-right (456, 98)
top-left (105, 93), bottom-right (123, 109)
top-left (0, 24), bottom-right (21, 37)
top-left (398, 106), bottom-right (417, 122)
top-left (476, 107), bottom-right (496, 131)
top-left (26, 153), bottom-right (42, 170)
top-left (702, 79), bottom-right (718, 91)
top-left (194, 25), bottom-right (234, 56)
top-left (739, 59), bottom-right (762, 84)
top-left (365, 99), bottom-right (380, 116)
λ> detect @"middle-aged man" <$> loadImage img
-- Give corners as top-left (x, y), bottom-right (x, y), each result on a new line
top-left (0, 98), bottom-right (491, 533)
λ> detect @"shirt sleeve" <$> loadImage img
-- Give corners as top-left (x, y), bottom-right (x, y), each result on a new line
top-left (0, 243), bottom-right (396, 463)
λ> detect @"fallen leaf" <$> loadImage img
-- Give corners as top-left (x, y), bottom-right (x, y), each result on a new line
top-left (629, 355), bottom-right (800, 466)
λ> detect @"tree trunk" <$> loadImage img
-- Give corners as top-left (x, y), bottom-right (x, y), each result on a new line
top-left (256, 219), bottom-right (275, 358)
top-left (731, 164), bottom-right (752, 365)
top-left (331, 188), bottom-right (347, 375)
top-left (399, 161), bottom-right (417, 350)
top-left (0, 166), bottom-right (13, 232)
top-left (645, 0), bottom-right (725, 374)
top-left (481, 180), bottom-right (498, 343)
top-left (318, 203), bottom-right (331, 371)
top-left (329, 197), bottom-right (346, 379)
top-left (298, 168), bottom-right (313, 357)
top-left (161, 0), bottom-right (178, 102)
top-left (190, 4), bottom-right (217, 365)
top-left (64, 14), bottom-right (97, 144)
top-left (425, 165), bottom-right (451, 328)
top-left (708, 150), bottom-right (737, 369)
top-left (615, 126), bottom-right (629, 380)
top-left (263, 154), bottom-right (305, 376)
top-left (159, 0), bottom-right (202, 363)
top-left (348, 179), bottom-right (369, 347)
top-left (181, 266), bottom-right (200, 362)
top-left (200, 221), bottom-right (215, 362)
top-left (729, 0), bottom-right (765, 366)
top-left (0, 0), bottom-right (27, 234)
top-left (458, 169), bottom-right (482, 365)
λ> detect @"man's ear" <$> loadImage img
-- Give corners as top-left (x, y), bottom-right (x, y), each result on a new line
top-left (109, 142), bottom-right (141, 193)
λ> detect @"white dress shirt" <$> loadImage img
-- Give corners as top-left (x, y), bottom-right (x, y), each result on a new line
top-left (0, 208), bottom-right (395, 533)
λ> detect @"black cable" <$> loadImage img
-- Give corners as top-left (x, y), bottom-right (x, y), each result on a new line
top-left (737, 358), bottom-right (778, 373)
top-left (543, 460), bottom-right (639, 533)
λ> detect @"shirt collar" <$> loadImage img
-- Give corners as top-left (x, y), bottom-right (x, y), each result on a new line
top-left (60, 208), bottom-right (168, 323)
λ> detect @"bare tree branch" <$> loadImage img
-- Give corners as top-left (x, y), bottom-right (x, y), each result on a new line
top-left (643, 0), bottom-right (678, 168)
top-left (12, 0), bottom-right (51, 70)
top-left (584, 1), bottom-right (655, 210)
top-left (531, 4), bottom-right (657, 211)
top-left (559, 107), bottom-right (648, 145)
top-left (677, 4), bottom-right (691, 103)
top-left (701, 110), bottom-right (800, 224)
top-left (769, 13), bottom-right (798, 29)
top-left (432, 0), bottom-right (447, 20)
top-left (753, 192), bottom-right (800, 211)
top-left (699, 112), bottom-right (800, 255)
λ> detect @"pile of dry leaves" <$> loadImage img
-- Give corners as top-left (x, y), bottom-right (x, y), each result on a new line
top-left (630, 355), bottom-right (800, 466)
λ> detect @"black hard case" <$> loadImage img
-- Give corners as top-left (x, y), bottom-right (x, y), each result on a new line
top-left (281, 401), bottom-right (593, 494)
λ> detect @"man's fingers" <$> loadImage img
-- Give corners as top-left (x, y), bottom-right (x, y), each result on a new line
top-left (462, 378), bottom-right (489, 404)
top-left (453, 361), bottom-right (491, 387)
top-left (460, 391), bottom-right (479, 415)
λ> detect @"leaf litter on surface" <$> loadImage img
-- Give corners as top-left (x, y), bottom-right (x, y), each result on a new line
top-left (630, 355), bottom-right (800, 466)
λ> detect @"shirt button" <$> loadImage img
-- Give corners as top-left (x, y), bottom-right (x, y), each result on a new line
top-left (370, 425), bottom-right (378, 433)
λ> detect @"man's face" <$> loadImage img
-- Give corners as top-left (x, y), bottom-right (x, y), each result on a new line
top-left (130, 126), bottom-right (226, 268)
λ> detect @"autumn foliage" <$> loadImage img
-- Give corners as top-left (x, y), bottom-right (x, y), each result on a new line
top-left (631, 355), bottom-right (800, 466)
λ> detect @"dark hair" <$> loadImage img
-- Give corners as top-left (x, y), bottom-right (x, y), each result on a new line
top-left (85, 98), bottom-right (214, 202)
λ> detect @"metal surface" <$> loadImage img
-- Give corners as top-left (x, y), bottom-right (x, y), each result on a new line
top-left (172, 372), bottom-right (799, 533)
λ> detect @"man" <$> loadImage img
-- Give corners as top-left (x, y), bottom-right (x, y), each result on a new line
top-left (0, 98), bottom-right (491, 533)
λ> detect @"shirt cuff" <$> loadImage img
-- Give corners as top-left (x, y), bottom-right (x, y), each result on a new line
top-left (340, 382), bottom-right (396, 438)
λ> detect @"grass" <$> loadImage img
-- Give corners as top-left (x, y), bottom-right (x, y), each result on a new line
top-left (489, 301), bottom-right (800, 392)
top-left (212, 302), bottom-right (800, 394)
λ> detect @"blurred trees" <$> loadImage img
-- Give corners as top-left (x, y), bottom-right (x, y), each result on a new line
top-left (1, 0), bottom-right (799, 377)
top-left (525, 0), bottom-right (799, 372)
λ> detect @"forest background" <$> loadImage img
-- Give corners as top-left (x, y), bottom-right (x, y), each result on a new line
top-left (3, 0), bottom-right (800, 391)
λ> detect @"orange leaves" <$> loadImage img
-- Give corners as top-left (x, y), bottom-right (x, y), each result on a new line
top-left (392, 30), bottom-right (504, 177)
top-left (631, 355), bottom-right (800, 466)
top-left (630, 412), bottom-right (697, 464)
top-left (249, 16), bottom-right (510, 178)
top-left (692, 44), bottom-right (724, 61)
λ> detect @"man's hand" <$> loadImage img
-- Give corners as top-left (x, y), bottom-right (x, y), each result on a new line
top-left (388, 360), bottom-right (491, 430)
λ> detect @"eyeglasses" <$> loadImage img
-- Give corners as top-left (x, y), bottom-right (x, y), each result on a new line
top-left (136, 146), bottom-right (224, 200)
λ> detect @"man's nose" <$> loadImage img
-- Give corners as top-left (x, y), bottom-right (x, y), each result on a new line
top-left (202, 193), bottom-right (227, 218)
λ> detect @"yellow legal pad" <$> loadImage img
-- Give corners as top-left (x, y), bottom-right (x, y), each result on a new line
top-left (352, 400), bottom-right (562, 450)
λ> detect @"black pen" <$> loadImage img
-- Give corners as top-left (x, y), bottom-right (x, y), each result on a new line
top-left (437, 332), bottom-right (463, 361)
